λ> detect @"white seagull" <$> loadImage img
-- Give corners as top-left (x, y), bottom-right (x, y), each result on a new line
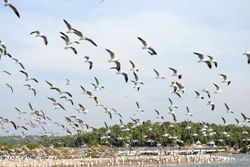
top-left (3, 0), bottom-right (20, 18)
top-left (153, 68), bottom-right (165, 79)
top-left (30, 31), bottom-right (48, 45)
top-left (224, 103), bottom-right (233, 114)
top-left (213, 83), bottom-right (222, 93)
top-left (136, 101), bottom-right (144, 112)
top-left (169, 67), bottom-right (182, 79)
top-left (219, 74), bottom-right (231, 86)
top-left (243, 51), bottom-right (250, 64)
top-left (84, 56), bottom-right (93, 70)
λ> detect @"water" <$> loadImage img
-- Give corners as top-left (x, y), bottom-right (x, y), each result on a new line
top-left (155, 154), bottom-right (250, 167)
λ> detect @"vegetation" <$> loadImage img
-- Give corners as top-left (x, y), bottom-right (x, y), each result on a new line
top-left (0, 121), bottom-right (250, 153)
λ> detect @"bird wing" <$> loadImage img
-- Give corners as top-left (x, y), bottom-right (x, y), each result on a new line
top-left (213, 83), bottom-right (220, 90)
top-left (9, 4), bottom-right (20, 18)
top-left (122, 72), bottom-right (128, 82)
top-left (41, 35), bottom-right (48, 45)
top-left (129, 60), bottom-right (135, 68)
top-left (193, 52), bottom-right (204, 60)
top-left (169, 67), bottom-right (177, 74)
top-left (224, 103), bottom-right (229, 110)
top-left (19, 70), bottom-right (28, 78)
top-left (30, 31), bottom-right (39, 35)
top-left (84, 37), bottom-right (97, 47)
top-left (105, 49), bottom-right (115, 59)
top-left (153, 68), bottom-right (159, 76)
top-left (94, 77), bottom-right (99, 85)
top-left (137, 36), bottom-right (147, 47)
top-left (63, 19), bottom-right (72, 30)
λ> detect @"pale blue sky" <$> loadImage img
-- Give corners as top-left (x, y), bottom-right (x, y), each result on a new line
top-left (0, 0), bottom-right (250, 136)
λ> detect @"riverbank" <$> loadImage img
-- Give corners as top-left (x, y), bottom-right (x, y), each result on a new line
top-left (0, 154), bottom-right (234, 167)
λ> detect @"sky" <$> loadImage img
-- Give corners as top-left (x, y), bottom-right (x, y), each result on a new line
top-left (0, 0), bottom-right (250, 136)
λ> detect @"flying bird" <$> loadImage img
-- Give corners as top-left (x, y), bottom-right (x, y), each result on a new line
top-left (30, 31), bottom-right (48, 45)
top-left (224, 103), bottom-right (233, 114)
top-left (153, 68), bottom-right (165, 79)
top-left (72, 29), bottom-right (97, 47)
top-left (136, 101), bottom-right (144, 112)
top-left (169, 67), bottom-right (182, 79)
top-left (213, 83), bottom-right (222, 93)
top-left (60, 31), bottom-right (79, 54)
top-left (129, 60), bottom-right (139, 73)
top-left (243, 51), bottom-right (250, 64)
top-left (19, 70), bottom-right (38, 83)
top-left (219, 74), bottom-right (231, 86)
top-left (84, 56), bottom-right (93, 70)
top-left (137, 36), bottom-right (157, 55)
top-left (3, 0), bottom-right (20, 18)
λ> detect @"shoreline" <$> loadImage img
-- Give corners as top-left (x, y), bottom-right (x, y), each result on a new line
top-left (0, 154), bottom-right (234, 167)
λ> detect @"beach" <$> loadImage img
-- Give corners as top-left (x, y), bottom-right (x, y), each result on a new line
top-left (0, 154), bottom-right (234, 167)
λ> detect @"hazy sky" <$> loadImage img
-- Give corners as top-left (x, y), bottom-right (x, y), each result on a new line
top-left (0, 0), bottom-right (250, 136)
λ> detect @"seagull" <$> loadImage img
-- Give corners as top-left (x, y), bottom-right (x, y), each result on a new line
top-left (60, 96), bottom-right (73, 105)
top-left (185, 106), bottom-right (193, 117)
top-left (153, 68), bottom-right (165, 79)
top-left (219, 74), bottom-right (231, 86)
top-left (60, 31), bottom-right (79, 54)
top-left (136, 101), bottom-right (144, 112)
top-left (222, 116), bottom-right (227, 125)
top-left (169, 67), bottom-right (182, 79)
top-left (11, 57), bottom-right (25, 69)
top-left (213, 83), bottom-right (222, 93)
top-left (65, 78), bottom-right (72, 86)
top-left (224, 103), bottom-right (233, 113)
top-left (207, 100), bottom-right (215, 111)
top-left (154, 109), bottom-right (164, 119)
top-left (137, 36), bottom-right (157, 55)
top-left (23, 84), bottom-right (36, 96)
top-left (193, 52), bottom-right (208, 62)
top-left (194, 91), bottom-right (204, 99)
top-left (5, 83), bottom-right (13, 93)
top-left (131, 72), bottom-right (144, 90)
top-left (14, 107), bottom-right (26, 114)
top-left (243, 51), bottom-right (250, 64)
top-left (84, 56), bottom-right (93, 70)
top-left (75, 104), bottom-right (88, 114)
top-left (47, 97), bottom-right (65, 110)
top-left (3, 0), bottom-right (20, 18)
top-left (0, 70), bottom-right (11, 76)
top-left (168, 98), bottom-right (178, 109)
top-left (208, 55), bottom-right (218, 68)
top-left (91, 77), bottom-right (105, 91)
top-left (110, 61), bottom-right (128, 83)
top-left (129, 60), bottom-right (139, 73)
top-left (72, 29), bottom-right (97, 47)
top-left (241, 113), bottom-right (250, 123)
top-left (202, 88), bottom-right (211, 99)
top-left (30, 31), bottom-right (48, 45)
top-left (63, 19), bottom-right (77, 34)
top-left (19, 70), bottom-right (38, 83)
top-left (106, 49), bottom-right (119, 62)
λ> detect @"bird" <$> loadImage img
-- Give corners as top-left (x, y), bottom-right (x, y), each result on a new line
top-left (194, 91), bottom-right (204, 99)
top-left (23, 84), bottom-right (37, 96)
top-left (5, 83), bottom-right (13, 93)
top-left (106, 49), bottom-right (119, 62)
top-left (11, 57), bottom-right (25, 69)
top-left (185, 106), bottom-right (193, 117)
top-left (243, 51), bottom-right (250, 64)
top-left (47, 97), bottom-right (65, 110)
top-left (136, 101), bottom-right (144, 112)
top-left (169, 67), bottom-right (182, 79)
top-left (3, 0), bottom-right (20, 18)
top-left (168, 98), bottom-right (178, 109)
top-left (63, 19), bottom-right (77, 34)
top-left (131, 72), bottom-right (144, 90)
top-left (153, 68), bottom-right (165, 79)
top-left (224, 103), bottom-right (233, 113)
top-left (222, 116), bottom-right (227, 125)
top-left (202, 89), bottom-right (211, 99)
top-left (213, 83), bottom-right (222, 93)
top-left (129, 60), bottom-right (139, 73)
top-left (60, 31), bottom-right (79, 54)
top-left (30, 31), bottom-right (48, 45)
top-left (83, 56), bottom-right (93, 70)
top-left (110, 61), bottom-right (128, 83)
top-left (154, 109), bottom-right (164, 119)
top-left (207, 101), bottom-right (215, 111)
top-left (0, 70), bottom-right (11, 76)
top-left (193, 52), bottom-right (208, 62)
top-left (72, 29), bottom-right (97, 47)
top-left (137, 36), bottom-right (157, 55)
top-left (75, 104), bottom-right (88, 114)
top-left (91, 77), bottom-right (105, 91)
top-left (219, 74), bottom-right (231, 86)
top-left (207, 55), bottom-right (218, 68)
top-left (241, 113), bottom-right (250, 123)
top-left (19, 70), bottom-right (38, 83)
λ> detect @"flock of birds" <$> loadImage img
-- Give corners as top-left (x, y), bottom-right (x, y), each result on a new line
top-left (0, 1), bottom-right (250, 145)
